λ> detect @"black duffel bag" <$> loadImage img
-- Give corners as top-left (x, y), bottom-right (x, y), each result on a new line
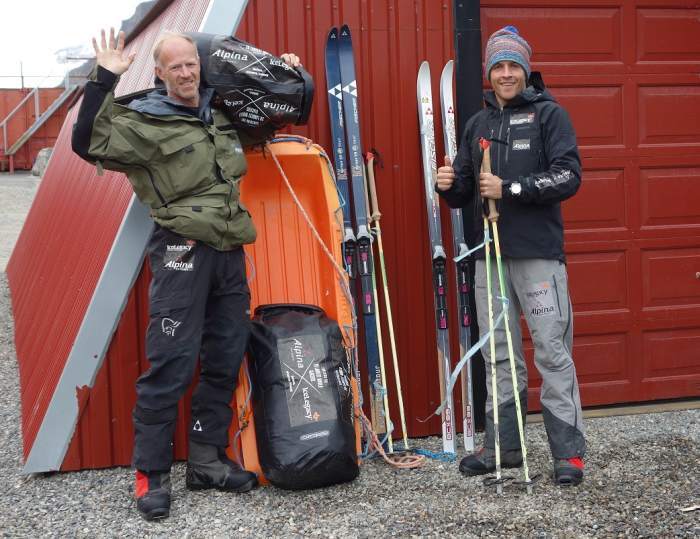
top-left (247, 304), bottom-right (358, 490)
top-left (188, 33), bottom-right (314, 140)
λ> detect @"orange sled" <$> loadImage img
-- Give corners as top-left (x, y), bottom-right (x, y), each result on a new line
top-left (227, 137), bottom-right (361, 484)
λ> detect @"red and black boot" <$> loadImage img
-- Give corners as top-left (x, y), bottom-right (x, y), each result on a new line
top-left (554, 457), bottom-right (584, 486)
top-left (135, 470), bottom-right (171, 521)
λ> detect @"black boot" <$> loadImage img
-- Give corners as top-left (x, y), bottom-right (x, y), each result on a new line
top-left (186, 441), bottom-right (258, 493)
top-left (135, 470), bottom-right (171, 521)
top-left (554, 457), bottom-right (584, 486)
top-left (459, 447), bottom-right (523, 476)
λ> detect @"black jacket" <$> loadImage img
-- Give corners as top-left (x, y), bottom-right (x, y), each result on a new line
top-left (439, 73), bottom-right (581, 262)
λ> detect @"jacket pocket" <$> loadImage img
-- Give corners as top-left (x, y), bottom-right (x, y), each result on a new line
top-left (509, 125), bottom-right (543, 175)
top-left (156, 130), bottom-right (216, 202)
top-left (153, 194), bottom-right (256, 250)
top-left (215, 131), bottom-right (248, 180)
top-left (150, 293), bottom-right (192, 318)
top-left (159, 130), bottom-right (209, 155)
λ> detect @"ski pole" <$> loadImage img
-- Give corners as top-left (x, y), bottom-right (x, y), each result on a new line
top-left (480, 141), bottom-right (504, 494)
top-left (366, 151), bottom-right (410, 451)
top-left (361, 156), bottom-right (394, 454)
top-left (480, 138), bottom-right (535, 493)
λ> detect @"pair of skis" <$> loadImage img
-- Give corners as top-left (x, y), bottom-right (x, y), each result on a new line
top-left (417, 61), bottom-right (475, 454)
top-left (325, 26), bottom-right (409, 453)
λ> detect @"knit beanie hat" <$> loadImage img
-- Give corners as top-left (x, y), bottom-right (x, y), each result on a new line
top-left (484, 25), bottom-right (532, 80)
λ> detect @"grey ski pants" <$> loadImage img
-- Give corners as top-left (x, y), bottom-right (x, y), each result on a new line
top-left (475, 258), bottom-right (586, 459)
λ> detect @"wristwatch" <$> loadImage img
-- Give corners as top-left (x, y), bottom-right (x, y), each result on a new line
top-left (508, 181), bottom-right (522, 197)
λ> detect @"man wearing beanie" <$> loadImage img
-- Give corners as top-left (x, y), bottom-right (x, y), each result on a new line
top-left (436, 26), bottom-right (586, 485)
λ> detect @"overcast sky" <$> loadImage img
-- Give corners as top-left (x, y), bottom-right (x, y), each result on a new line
top-left (1, 0), bottom-right (145, 88)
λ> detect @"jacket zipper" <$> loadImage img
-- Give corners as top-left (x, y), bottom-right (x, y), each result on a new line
top-left (496, 109), bottom-right (505, 176)
top-left (107, 158), bottom-right (166, 207)
top-left (505, 127), bottom-right (511, 164)
top-left (222, 181), bottom-right (234, 250)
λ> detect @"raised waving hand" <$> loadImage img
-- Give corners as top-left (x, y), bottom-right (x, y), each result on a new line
top-left (92, 28), bottom-right (136, 75)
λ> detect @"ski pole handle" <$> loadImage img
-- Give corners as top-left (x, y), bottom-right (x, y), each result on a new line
top-left (366, 152), bottom-right (382, 223)
top-left (479, 138), bottom-right (499, 222)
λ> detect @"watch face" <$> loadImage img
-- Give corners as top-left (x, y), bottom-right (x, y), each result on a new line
top-left (511, 182), bottom-right (522, 195)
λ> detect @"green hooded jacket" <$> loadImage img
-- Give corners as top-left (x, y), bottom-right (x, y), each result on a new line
top-left (72, 66), bottom-right (263, 251)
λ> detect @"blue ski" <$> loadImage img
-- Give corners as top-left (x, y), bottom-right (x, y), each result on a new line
top-left (325, 28), bottom-right (356, 279)
top-left (336, 24), bottom-right (390, 444)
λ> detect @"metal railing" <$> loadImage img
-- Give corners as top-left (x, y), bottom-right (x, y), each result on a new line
top-left (0, 74), bottom-right (75, 173)
top-left (1, 88), bottom-right (40, 154)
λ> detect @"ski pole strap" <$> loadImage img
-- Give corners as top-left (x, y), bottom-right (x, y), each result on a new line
top-left (453, 226), bottom-right (492, 263)
top-left (453, 239), bottom-right (487, 262)
top-left (431, 300), bottom-right (508, 417)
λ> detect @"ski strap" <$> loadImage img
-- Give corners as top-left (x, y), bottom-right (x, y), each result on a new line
top-left (431, 301), bottom-right (508, 418)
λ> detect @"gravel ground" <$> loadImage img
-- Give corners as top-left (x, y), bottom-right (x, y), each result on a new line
top-left (0, 172), bottom-right (40, 272)
top-left (0, 274), bottom-right (698, 538)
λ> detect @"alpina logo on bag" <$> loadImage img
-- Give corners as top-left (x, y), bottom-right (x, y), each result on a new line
top-left (263, 101), bottom-right (297, 113)
top-left (211, 48), bottom-right (249, 61)
top-left (292, 338), bottom-right (304, 369)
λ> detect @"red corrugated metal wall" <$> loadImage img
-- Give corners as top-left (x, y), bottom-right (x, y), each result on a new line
top-left (0, 88), bottom-right (71, 170)
top-left (235, 0), bottom-right (700, 433)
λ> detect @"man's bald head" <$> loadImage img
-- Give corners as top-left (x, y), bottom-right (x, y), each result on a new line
top-left (152, 32), bottom-right (198, 66)
top-left (153, 32), bottom-right (201, 107)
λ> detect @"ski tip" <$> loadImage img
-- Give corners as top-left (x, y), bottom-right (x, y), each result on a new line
top-left (441, 60), bottom-right (454, 79)
top-left (340, 24), bottom-right (350, 36)
top-left (328, 27), bottom-right (338, 40)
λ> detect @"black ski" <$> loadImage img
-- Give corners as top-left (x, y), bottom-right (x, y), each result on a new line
top-left (336, 24), bottom-right (390, 444)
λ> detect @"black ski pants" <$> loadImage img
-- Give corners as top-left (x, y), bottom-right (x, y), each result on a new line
top-left (132, 225), bottom-right (251, 472)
